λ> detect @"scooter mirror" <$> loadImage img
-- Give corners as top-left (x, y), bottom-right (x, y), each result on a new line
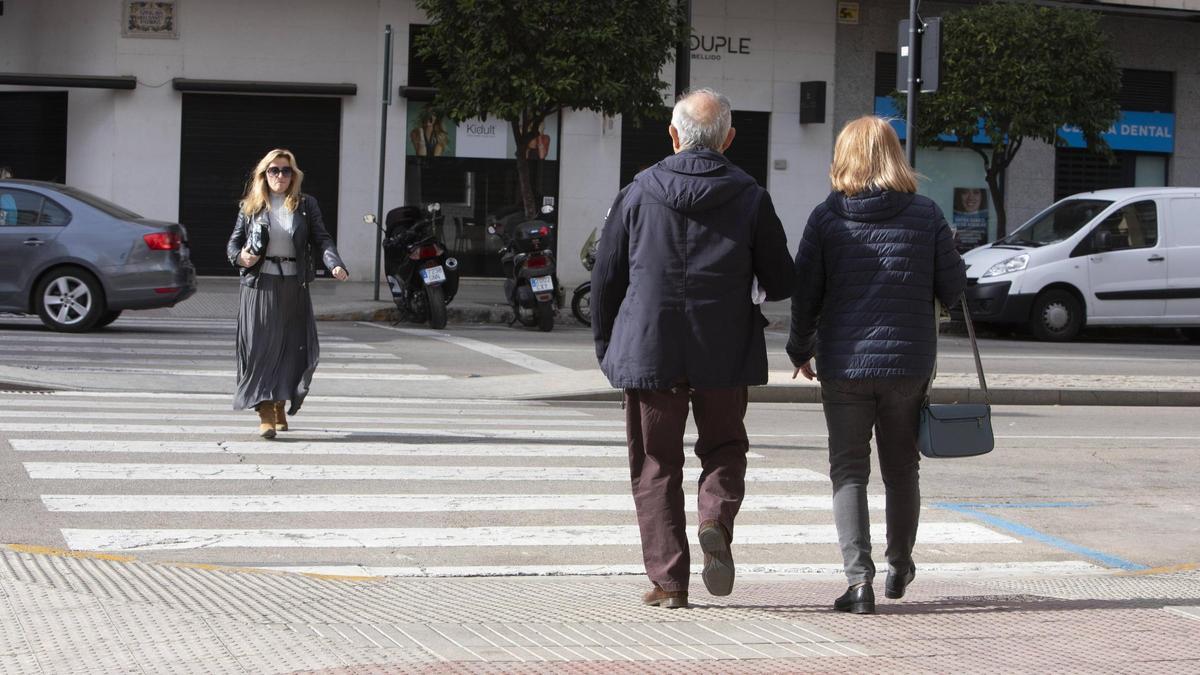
top-left (363, 214), bottom-right (376, 225)
top-left (486, 224), bottom-right (497, 236)
top-left (427, 202), bottom-right (441, 213)
top-left (540, 204), bottom-right (555, 215)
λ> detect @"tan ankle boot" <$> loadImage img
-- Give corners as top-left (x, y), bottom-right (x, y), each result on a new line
top-left (256, 402), bottom-right (276, 439)
top-left (274, 401), bottom-right (288, 432)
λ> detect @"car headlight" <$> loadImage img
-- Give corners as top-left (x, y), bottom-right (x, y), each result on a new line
top-left (981, 254), bottom-right (1029, 278)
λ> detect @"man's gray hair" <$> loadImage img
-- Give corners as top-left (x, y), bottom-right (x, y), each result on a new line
top-left (671, 88), bottom-right (732, 151)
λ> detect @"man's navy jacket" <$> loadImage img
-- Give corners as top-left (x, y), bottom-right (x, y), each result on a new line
top-left (592, 148), bottom-right (794, 390)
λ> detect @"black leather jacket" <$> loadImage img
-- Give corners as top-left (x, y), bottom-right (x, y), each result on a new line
top-left (226, 194), bottom-right (346, 287)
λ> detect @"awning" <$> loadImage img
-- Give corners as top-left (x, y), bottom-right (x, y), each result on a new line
top-left (172, 79), bottom-right (357, 96)
top-left (0, 73), bottom-right (137, 90)
top-left (399, 86), bottom-right (436, 101)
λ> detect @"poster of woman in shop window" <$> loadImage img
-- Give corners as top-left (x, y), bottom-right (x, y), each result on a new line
top-left (952, 187), bottom-right (989, 252)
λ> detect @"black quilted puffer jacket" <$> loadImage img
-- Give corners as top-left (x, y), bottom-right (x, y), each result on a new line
top-left (786, 189), bottom-right (966, 380)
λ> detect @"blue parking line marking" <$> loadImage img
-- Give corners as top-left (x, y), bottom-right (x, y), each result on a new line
top-left (947, 502), bottom-right (1093, 509)
top-left (933, 502), bottom-right (1149, 571)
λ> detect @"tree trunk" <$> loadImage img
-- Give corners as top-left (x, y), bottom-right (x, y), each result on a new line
top-left (511, 112), bottom-right (541, 219)
top-left (986, 166), bottom-right (1007, 240)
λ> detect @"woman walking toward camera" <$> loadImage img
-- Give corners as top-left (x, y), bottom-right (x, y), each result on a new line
top-left (227, 148), bottom-right (349, 438)
top-left (788, 117), bottom-right (966, 614)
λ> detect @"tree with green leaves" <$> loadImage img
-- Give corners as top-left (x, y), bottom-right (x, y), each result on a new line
top-left (415, 0), bottom-right (686, 218)
top-left (897, 3), bottom-right (1120, 236)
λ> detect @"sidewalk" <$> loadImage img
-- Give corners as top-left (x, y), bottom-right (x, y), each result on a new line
top-left (2, 545), bottom-right (1197, 673)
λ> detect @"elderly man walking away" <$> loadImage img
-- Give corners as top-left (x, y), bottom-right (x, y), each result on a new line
top-left (591, 88), bottom-right (795, 608)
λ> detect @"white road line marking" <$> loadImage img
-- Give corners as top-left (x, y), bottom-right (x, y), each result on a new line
top-left (0, 412), bottom-right (620, 427)
top-left (361, 322), bottom-right (573, 374)
top-left (40, 493), bottom-right (847, 513)
top-left (0, 401), bottom-right (588, 416)
top-left (13, 440), bottom-right (664, 458)
top-left (0, 335), bottom-right (365, 347)
top-left (4, 367), bottom-right (448, 380)
top-left (0, 423), bottom-right (629, 439)
top-left (60, 522), bottom-right (1017, 551)
top-left (255, 560), bottom-right (1108, 578)
top-left (0, 391), bottom-right (554, 405)
top-left (0, 345), bottom-right (398, 358)
top-left (3, 359), bottom-right (425, 371)
top-left (24, 463), bottom-right (825, 482)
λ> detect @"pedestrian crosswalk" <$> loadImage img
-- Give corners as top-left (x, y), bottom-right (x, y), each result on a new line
top-left (0, 388), bottom-right (1102, 579)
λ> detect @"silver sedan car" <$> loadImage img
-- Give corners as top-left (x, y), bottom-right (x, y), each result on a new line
top-left (0, 180), bottom-right (196, 332)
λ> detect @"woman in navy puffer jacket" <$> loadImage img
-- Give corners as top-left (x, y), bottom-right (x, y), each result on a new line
top-left (788, 116), bottom-right (966, 615)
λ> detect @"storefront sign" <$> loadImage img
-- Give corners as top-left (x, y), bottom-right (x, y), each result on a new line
top-left (690, 33), bottom-right (752, 61)
top-left (874, 97), bottom-right (989, 144)
top-left (1059, 111), bottom-right (1175, 154)
top-left (406, 103), bottom-right (558, 160)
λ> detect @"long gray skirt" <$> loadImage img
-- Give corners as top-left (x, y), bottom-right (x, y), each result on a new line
top-left (233, 273), bottom-right (319, 415)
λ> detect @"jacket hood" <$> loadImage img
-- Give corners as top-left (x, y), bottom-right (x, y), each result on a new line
top-left (640, 149), bottom-right (757, 213)
top-left (825, 189), bottom-right (916, 222)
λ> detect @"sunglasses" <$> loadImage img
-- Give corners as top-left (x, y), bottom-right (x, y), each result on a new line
top-left (265, 166), bottom-right (294, 178)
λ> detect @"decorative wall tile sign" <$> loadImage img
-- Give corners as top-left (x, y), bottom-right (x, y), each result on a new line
top-left (123, 1), bottom-right (178, 39)
top-left (837, 2), bottom-right (860, 24)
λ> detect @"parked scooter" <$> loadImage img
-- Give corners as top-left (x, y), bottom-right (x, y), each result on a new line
top-left (365, 203), bottom-right (458, 329)
top-left (487, 204), bottom-right (558, 332)
top-left (571, 227), bottom-right (599, 326)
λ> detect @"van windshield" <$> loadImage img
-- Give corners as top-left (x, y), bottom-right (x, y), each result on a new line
top-left (997, 199), bottom-right (1112, 247)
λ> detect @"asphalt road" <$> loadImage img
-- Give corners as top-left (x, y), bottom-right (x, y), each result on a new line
top-left (0, 314), bottom-right (1196, 578)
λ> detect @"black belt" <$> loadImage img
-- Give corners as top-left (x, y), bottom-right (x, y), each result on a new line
top-left (265, 256), bottom-right (296, 262)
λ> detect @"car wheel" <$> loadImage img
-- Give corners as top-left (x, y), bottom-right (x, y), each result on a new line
top-left (96, 310), bottom-right (123, 328)
top-left (35, 267), bottom-right (105, 333)
top-left (1029, 289), bottom-right (1083, 342)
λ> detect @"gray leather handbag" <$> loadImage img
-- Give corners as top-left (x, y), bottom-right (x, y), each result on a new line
top-left (918, 293), bottom-right (994, 458)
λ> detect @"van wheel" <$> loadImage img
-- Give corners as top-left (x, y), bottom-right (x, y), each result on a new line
top-left (1029, 289), bottom-right (1083, 342)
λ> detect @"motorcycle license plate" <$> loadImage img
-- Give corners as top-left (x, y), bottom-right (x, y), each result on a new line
top-left (530, 275), bottom-right (554, 293)
top-left (420, 265), bottom-right (446, 284)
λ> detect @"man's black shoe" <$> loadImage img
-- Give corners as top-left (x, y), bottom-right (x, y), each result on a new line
top-left (885, 564), bottom-right (916, 600)
top-left (833, 583), bottom-right (875, 614)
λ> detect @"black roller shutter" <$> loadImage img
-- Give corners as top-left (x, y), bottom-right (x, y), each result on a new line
top-left (619, 108), bottom-right (770, 188)
top-left (179, 93), bottom-right (342, 275)
top-left (0, 92), bottom-right (67, 182)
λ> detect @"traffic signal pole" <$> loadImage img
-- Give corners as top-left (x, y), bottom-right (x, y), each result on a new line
top-left (905, 0), bottom-right (921, 168)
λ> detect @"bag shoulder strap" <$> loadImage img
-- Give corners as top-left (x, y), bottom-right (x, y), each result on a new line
top-left (928, 292), bottom-right (991, 405)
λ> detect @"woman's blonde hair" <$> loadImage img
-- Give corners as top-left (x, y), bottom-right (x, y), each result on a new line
top-left (240, 148), bottom-right (304, 216)
top-left (829, 116), bottom-right (918, 196)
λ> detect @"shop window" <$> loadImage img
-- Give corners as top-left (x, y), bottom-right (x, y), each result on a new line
top-left (1054, 149), bottom-right (1167, 200)
top-left (619, 108), bottom-right (769, 188)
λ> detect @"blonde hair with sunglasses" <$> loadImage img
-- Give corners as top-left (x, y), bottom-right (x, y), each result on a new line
top-left (240, 148), bottom-right (305, 216)
top-left (829, 116), bottom-right (919, 196)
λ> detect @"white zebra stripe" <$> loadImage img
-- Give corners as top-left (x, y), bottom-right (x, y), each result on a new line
top-left (0, 401), bottom-right (589, 417)
top-left (0, 345), bottom-right (400, 358)
top-left (23, 463), bottom-right (825, 482)
top-left (40, 493), bottom-right (839, 512)
top-left (0, 391), bottom-right (555, 405)
top-left (1, 424), bottom-right (627, 439)
top-left (0, 335), bottom-right (362, 347)
top-left (1, 359), bottom-right (426, 372)
top-left (59, 523), bottom-right (1018, 551)
top-left (0, 412), bottom-right (619, 427)
top-left (1, 367), bottom-right (448, 380)
top-left (13, 440), bottom-right (683, 458)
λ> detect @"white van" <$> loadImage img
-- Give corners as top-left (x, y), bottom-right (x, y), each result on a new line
top-left (960, 187), bottom-right (1200, 341)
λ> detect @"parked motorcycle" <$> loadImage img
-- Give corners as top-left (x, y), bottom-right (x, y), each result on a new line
top-left (487, 205), bottom-right (558, 332)
top-left (366, 203), bottom-right (458, 329)
top-left (571, 227), bottom-right (599, 326)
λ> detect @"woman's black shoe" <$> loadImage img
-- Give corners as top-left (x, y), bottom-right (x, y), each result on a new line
top-left (885, 564), bottom-right (916, 599)
top-left (833, 583), bottom-right (875, 614)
